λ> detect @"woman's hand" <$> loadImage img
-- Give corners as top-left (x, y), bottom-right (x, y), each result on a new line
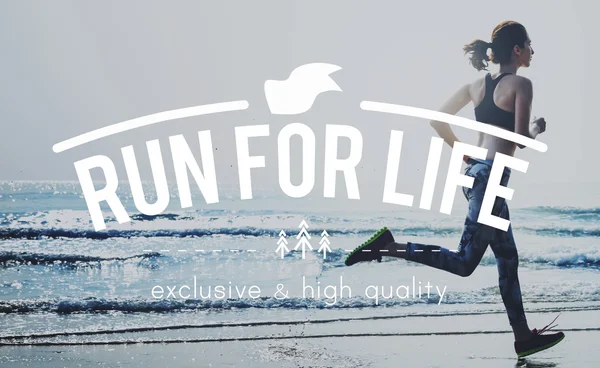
top-left (529, 117), bottom-right (547, 138)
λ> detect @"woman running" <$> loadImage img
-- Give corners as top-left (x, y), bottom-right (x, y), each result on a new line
top-left (344, 20), bottom-right (565, 358)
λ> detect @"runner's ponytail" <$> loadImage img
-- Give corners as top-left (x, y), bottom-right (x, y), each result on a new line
top-left (463, 39), bottom-right (492, 71)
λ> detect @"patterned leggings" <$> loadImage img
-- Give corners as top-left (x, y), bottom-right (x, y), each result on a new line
top-left (405, 159), bottom-right (527, 326)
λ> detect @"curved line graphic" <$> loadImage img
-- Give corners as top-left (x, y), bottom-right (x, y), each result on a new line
top-left (360, 101), bottom-right (547, 153)
top-left (52, 100), bottom-right (249, 153)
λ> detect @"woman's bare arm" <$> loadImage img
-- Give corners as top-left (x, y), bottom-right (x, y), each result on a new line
top-left (514, 77), bottom-right (534, 148)
top-left (430, 83), bottom-right (472, 148)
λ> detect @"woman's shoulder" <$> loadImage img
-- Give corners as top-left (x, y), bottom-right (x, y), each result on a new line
top-left (482, 73), bottom-right (533, 95)
top-left (502, 74), bottom-right (533, 89)
top-left (467, 73), bottom-right (532, 105)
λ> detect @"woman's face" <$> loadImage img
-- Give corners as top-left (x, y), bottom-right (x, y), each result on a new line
top-left (517, 35), bottom-right (534, 67)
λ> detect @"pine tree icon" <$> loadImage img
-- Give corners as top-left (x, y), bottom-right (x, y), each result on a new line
top-left (318, 230), bottom-right (331, 259)
top-left (294, 219), bottom-right (312, 259)
top-left (276, 230), bottom-right (289, 259)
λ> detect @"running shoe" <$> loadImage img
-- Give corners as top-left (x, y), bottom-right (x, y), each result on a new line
top-left (514, 314), bottom-right (565, 358)
top-left (344, 227), bottom-right (394, 266)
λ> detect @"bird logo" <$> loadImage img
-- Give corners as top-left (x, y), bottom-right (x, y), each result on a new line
top-left (264, 63), bottom-right (342, 115)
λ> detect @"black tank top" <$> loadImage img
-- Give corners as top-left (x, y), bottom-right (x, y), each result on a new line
top-left (474, 73), bottom-right (515, 131)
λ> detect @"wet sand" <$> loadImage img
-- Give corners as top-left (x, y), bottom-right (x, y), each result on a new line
top-left (1, 309), bottom-right (598, 367)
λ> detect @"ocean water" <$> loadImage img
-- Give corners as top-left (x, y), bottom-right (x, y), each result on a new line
top-left (1, 181), bottom-right (600, 344)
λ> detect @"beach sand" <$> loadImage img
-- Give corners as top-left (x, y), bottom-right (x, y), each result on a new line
top-left (2, 309), bottom-right (598, 367)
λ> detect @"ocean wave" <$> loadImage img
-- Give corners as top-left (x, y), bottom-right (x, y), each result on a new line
top-left (1, 291), bottom-right (599, 315)
top-left (0, 251), bottom-right (160, 265)
top-left (0, 297), bottom-right (434, 314)
top-left (0, 226), bottom-right (460, 240)
top-left (521, 206), bottom-right (600, 222)
top-left (524, 206), bottom-right (600, 216)
top-left (521, 227), bottom-right (600, 237)
top-left (2, 225), bottom-right (600, 240)
top-left (2, 208), bottom-right (600, 240)
top-left (1, 248), bottom-right (598, 269)
top-left (129, 213), bottom-right (195, 221)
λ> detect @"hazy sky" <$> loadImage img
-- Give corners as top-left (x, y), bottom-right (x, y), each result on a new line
top-left (0, 1), bottom-right (598, 207)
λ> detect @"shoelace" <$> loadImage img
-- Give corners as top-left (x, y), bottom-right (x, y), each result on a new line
top-left (534, 313), bottom-right (561, 335)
